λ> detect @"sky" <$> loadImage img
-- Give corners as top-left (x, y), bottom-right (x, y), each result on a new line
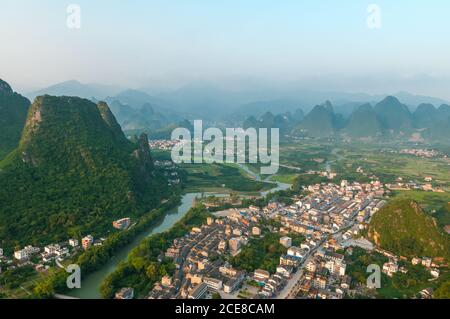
top-left (1, 0), bottom-right (450, 99)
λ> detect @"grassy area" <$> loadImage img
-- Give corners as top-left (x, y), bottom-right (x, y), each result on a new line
top-left (269, 174), bottom-right (298, 184)
top-left (181, 163), bottom-right (273, 193)
top-left (334, 146), bottom-right (450, 188)
top-left (392, 190), bottom-right (450, 231)
top-left (392, 190), bottom-right (450, 212)
top-left (278, 141), bottom-right (450, 186)
top-left (0, 266), bottom-right (39, 299)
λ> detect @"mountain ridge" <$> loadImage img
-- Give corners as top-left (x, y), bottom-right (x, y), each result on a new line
top-left (0, 95), bottom-right (169, 248)
top-left (0, 79), bottom-right (31, 159)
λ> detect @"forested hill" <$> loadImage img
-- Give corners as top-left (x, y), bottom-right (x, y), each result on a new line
top-left (368, 199), bottom-right (450, 262)
top-left (0, 95), bottom-right (169, 249)
top-left (0, 79), bottom-right (30, 159)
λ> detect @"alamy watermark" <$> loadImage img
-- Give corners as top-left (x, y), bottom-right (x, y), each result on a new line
top-left (66, 264), bottom-right (81, 289)
top-left (171, 120), bottom-right (279, 175)
top-left (367, 4), bottom-right (382, 29)
top-left (366, 264), bottom-right (381, 289)
top-left (66, 4), bottom-right (81, 29)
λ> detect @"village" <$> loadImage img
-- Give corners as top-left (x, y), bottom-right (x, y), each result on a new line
top-left (137, 179), bottom-right (443, 300)
top-left (0, 218), bottom-right (132, 275)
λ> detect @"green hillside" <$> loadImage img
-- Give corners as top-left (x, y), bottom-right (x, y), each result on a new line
top-left (0, 79), bottom-right (30, 159)
top-left (345, 103), bottom-right (382, 138)
top-left (368, 199), bottom-right (450, 261)
top-left (295, 101), bottom-right (336, 138)
top-left (374, 96), bottom-right (412, 132)
top-left (0, 96), bottom-right (169, 249)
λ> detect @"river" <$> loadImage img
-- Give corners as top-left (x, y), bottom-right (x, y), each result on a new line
top-left (67, 165), bottom-right (290, 299)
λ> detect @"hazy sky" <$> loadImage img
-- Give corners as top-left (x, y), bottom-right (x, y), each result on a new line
top-left (1, 0), bottom-right (450, 99)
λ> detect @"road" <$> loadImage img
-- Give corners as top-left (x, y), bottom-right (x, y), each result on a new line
top-left (276, 220), bottom-right (357, 299)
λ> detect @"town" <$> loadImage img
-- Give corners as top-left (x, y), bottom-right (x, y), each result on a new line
top-left (130, 179), bottom-right (445, 300)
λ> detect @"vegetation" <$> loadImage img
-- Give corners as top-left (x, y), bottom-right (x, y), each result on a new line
top-left (0, 96), bottom-right (171, 249)
top-left (30, 197), bottom-right (180, 298)
top-left (368, 199), bottom-right (450, 261)
top-left (230, 233), bottom-right (287, 274)
top-left (100, 205), bottom-right (211, 299)
top-left (181, 163), bottom-right (273, 193)
top-left (434, 281), bottom-right (450, 299)
top-left (345, 247), bottom-right (438, 299)
top-left (0, 79), bottom-right (30, 159)
top-left (393, 191), bottom-right (450, 230)
top-left (0, 266), bottom-right (36, 291)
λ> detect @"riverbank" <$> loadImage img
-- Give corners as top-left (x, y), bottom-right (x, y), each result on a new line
top-left (32, 195), bottom-right (182, 298)
top-left (63, 165), bottom-right (291, 299)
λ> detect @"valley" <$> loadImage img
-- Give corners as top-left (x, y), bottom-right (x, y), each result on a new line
top-left (0, 78), bottom-right (449, 300)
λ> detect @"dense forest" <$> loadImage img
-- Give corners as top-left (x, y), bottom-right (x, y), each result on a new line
top-left (0, 96), bottom-right (170, 249)
top-left (0, 79), bottom-right (30, 158)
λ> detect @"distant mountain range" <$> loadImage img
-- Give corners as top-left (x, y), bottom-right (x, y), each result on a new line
top-left (26, 80), bottom-right (123, 101)
top-left (2, 78), bottom-right (446, 143)
top-left (25, 80), bottom-right (450, 122)
top-left (247, 96), bottom-right (450, 142)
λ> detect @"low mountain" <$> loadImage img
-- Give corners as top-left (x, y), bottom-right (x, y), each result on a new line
top-left (392, 91), bottom-right (449, 109)
top-left (294, 101), bottom-right (337, 138)
top-left (374, 96), bottom-right (412, 132)
top-left (109, 100), bottom-right (170, 132)
top-left (109, 89), bottom-right (162, 108)
top-left (292, 108), bottom-right (305, 123)
top-left (0, 96), bottom-right (169, 248)
top-left (243, 116), bottom-right (259, 130)
top-left (344, 104), bottom-right (382, 138)
top-left (412, 103), bottom-right (439, 129)
top-left (429, 117), bottom-right (450, 142)
top-left (438, 104), bottom-right (450, 118)
top-left (368, 199), bottom-right (450, 261)
top-left (27, 80), bottom-right (122, 101)
top-left (242, 111), bottom-right (302, 135)
top-left (106, 90), bottom-right (184, 124)
top-left (0, 79), bottom-right (30, 158)
top-left (233, 99), bottom-right (304, 119)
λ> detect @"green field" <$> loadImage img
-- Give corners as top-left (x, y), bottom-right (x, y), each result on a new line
top-left (273, 141), bottom-right (450, 190)
top-left (392, 190), bottom-right (450, 212)
top-left (181, 163), bottom-right (273, 193)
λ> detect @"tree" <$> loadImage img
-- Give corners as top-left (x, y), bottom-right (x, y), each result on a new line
top-left (212, 292), bottom-right (222, 299)
top-left (146, 263), bottom-right (159, 281)
top-left (434, 282), bottom-right (450, 299)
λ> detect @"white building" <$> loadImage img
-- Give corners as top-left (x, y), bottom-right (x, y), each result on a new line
top-left (44, 244), bottom-right (60, 255)
top-left (430, 269), bottom-right (440, 278)
top-left (280, 236), bottom-right (292, 248)
top-left (69, 239), bottom-right (79, 247)
top-left (254, 269), bottom-right (270, 283)
top-left (14, 250), bottom-right (28, 261)
top-left (203, 277), bottom-right (223, 291)
top-left (252, 227), bottom-right (261, 236)
top-left (382, 262), bottom-right (399, 277)
top-left (287, 246), bottom-right (304, 258)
